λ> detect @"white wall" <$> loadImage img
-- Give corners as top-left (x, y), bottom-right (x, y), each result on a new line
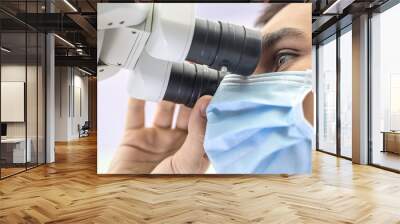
top-left (1, 65), bottom-right (38, 138)
top-left (1, 65), bottom-right (27, 141)
top-left (54, 67), bottom-right (89, 141)
top-left (1, 66), bottom-right (26, 129)
top-left (1, 82), bottom-right (25, 122)
top-left (72, 73), bottom-right (89, 138)
top-left (55, 66), bottom-right (69, 141)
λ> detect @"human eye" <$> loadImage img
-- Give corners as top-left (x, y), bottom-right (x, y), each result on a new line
top-left (273, 49), bottom-right (299, 72)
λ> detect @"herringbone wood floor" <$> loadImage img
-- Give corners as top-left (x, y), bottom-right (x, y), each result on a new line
top-left (1, 135), bottom-right (400, 224)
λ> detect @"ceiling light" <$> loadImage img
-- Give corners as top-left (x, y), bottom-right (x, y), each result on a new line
top-left (1, 47), bottom-right (11, 53)
top-left (54, 34), bottom-right (75, 48)
top-left (63, 0), bottom-right (78, 12)
top-left (78, 67), bottom-right (93, 76)
top-left (323, 0), bottom-right (355, 15)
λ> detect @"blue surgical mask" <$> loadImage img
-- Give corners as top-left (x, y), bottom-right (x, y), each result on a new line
top-left (204, 70), bottom-right (313, 174)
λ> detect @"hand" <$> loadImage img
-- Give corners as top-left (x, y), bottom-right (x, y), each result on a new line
top-left (108, 99), bottom-right (192, 173)
top-left (108, 95), bottom-right (212, 174)
top-left (152, 96), bottom-right (212, 174)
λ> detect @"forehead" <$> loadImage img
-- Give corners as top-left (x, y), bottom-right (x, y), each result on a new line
top-left (260, 4), bottom-right (311, 36)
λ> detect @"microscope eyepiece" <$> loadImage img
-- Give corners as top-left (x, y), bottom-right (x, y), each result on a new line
top-left (163, 62), bottom-right (225, 107)
top-left (186, 18), bottom-right (262, 76)
top-left (163, 19), bottom-right (262, 107)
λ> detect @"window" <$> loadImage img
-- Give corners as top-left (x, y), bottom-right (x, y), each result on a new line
top-left (317, 35), bottom-right (337, 154)
top-left (0, 1), bottom-right (46, 179)
top-left (370, 2), bottom-right (400, 171)
top-left (339, 27), bottom-right (352, 158)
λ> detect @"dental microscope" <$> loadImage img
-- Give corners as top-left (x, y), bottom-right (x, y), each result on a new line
top-left (97, 3), bottom-right (262, 107)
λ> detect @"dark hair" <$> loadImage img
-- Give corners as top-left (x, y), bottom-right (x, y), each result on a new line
top-left (255, 3), bottom-right (288, 27)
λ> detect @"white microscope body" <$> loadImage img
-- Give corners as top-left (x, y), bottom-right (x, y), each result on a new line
top-left (97, 3), bottom-right (261, 107)
top-left (98, 3), bottom-right (196, 101)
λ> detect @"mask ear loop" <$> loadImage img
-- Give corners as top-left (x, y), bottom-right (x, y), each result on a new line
top-left (280, 70), bottom-right (313, 134)
top-left (296, 71), bottom-right (314, 137)
top-left (296, 101), bottom-right (314, 141)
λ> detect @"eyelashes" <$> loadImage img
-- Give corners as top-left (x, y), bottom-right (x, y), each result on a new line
top-left (273, 49), bottom-right (299, 71)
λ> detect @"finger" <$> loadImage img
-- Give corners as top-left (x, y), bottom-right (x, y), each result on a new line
top-left (125, 98), bottom-right (145, 130)
top-left (175, 105), bottom-right (191, 130)
top-left (151, 156), bottom-right (173, 174)
top-left (184, 95), bottom-right (212, 157)
top-left (153, 101), bottom-right (176, 128)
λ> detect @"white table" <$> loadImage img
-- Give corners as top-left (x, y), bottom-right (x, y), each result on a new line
top-left (1, 138), bottom-right (31, 163)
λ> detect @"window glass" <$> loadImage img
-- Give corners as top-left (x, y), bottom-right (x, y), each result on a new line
top-left (339, 28), bottom-right (352, 158)
top-left (0, 1), bottom-right (46, 179)
top-left (1, 27), bottom-right (28, 178)
top-left (317, 36), bottom-right (337, 154)
top-left (371, 3), bottom-right (400, 171)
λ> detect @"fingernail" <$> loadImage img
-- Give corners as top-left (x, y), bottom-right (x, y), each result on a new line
top-left (200, 103), bottom-right (208, 117)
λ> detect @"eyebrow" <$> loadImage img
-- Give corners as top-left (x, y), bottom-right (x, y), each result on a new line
top-left (262, 27), bottom-right (307, 50)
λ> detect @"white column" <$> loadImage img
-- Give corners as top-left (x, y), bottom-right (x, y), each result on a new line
top-left (352, 14), bottom-right (369, 164)
top-left (46, 33), bottom-right (55, 163)
top-left (45, 0), bottom-right (56, 163)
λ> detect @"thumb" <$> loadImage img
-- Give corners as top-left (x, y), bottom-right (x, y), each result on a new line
top-left (171, 95), bottom-right (212, 173)
top-left (152, 96), bottom-right (212, 174)
top-left (185, 95), bottom-right (212, 151)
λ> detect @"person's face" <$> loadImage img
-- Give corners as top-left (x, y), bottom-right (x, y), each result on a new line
top-left (254, 3), bottom-right (312, 74)
top-left (253, 3), bottom-right (314, 125)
